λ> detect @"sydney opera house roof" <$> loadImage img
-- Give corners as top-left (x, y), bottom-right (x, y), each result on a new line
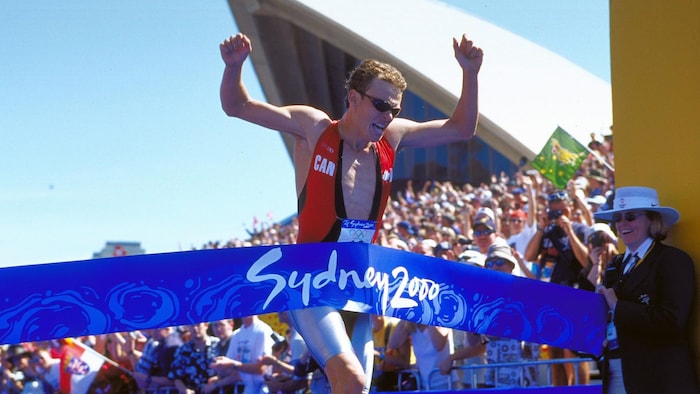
top-left (227, 0), bottom-right (611, 173)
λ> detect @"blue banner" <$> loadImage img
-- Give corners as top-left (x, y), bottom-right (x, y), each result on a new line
top-left (0, 243), bottom-right (606, 355)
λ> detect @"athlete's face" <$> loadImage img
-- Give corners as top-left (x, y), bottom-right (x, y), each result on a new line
top-left (354, 80), bottom-right (402, 141)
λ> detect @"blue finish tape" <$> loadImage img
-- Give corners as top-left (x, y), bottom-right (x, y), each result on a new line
top-left (0, 243), bottom-right (606, 355)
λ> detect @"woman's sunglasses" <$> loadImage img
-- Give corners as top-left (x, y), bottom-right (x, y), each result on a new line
top-left (358, 91), bottom-right (401, 117)
top-left (611, 211), bottom-right (645, 224)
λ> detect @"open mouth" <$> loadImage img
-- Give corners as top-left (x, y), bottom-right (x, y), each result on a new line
top-left (372, 122), bottom-right (386, 133)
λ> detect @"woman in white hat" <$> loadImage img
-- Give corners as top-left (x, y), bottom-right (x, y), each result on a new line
top-left (594, 186), bottom-right (698, 393)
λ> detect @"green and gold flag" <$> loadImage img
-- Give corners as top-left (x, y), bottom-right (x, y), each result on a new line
top-left (531, 126), bottom-right (588, 189)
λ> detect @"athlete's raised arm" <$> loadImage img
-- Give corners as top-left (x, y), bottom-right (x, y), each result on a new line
top-left (219, 33), bottom-right (328, 139)
top-left (393, 34), bottom-right (483, 149)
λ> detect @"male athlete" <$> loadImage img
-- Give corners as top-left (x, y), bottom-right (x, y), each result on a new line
top-left (220, 32), bottom-right (482, 393)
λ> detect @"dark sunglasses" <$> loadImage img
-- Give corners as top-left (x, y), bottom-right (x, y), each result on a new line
top-left (485, 259), bottom-right (509, 269)
top-left (358, 91), bottom-right (401, 117)
top-left (611, 211), bottom-right (645, 224)
top-left (509, 218), bottom-right (523, 224)
top-left (473, 229), bottom-right (494, 237)
top-left (548, 191), bottom-right (570, 202)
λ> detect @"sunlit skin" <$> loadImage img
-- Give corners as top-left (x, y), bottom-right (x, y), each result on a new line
top-left (473, 224), bottom-right (495, 253)
top-left (211, 320), bottom-right (234, 342)
top-left (190, 322), bottom-right (209, 344)
top-left (509, 216), bottom-right (525, 235)
top-left (489, 259), bottom-right (514, 274)
top-left (350, 81), bottom-right (402, 143)
top-left (613, 211), bottom-right (649, 252)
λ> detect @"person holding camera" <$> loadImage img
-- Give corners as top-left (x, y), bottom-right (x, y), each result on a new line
top-left (525, 190), bottom-right (591, 386)
top-left (585, 223), bottom-right (618, 287)
top-left (525, 190), bottom-right (591, 288)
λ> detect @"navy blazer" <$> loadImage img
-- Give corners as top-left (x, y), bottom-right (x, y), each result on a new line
top-left (604, 242), bottom-right (699, 393)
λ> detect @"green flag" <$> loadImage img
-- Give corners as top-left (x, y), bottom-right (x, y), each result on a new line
top-left (531, 126), bottom-right (588, 189)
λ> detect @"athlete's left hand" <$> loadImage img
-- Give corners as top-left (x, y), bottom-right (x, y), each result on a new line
top-left (453, 34), bottom-right (483, 73)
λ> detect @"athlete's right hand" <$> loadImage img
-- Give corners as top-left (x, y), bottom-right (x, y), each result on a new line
top-left (220, 33), bottom-right (252, 66)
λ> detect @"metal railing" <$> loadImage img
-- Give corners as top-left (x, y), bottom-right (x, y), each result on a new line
top-left (424, 357), bottom-right (596, 391)
top-left (140, 383), bottom-right (245, 394)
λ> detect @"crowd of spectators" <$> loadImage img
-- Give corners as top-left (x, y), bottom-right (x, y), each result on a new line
top-left (1, 135), bottom-right (616, 393)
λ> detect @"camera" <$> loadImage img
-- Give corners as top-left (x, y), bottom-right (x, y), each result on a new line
top-left (547, 209), bottom-right (563, 220)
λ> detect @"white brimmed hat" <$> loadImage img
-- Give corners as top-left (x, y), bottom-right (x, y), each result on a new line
top-left (485, 238), bottom-right (517, 266)
top-left (588, 222), bottom-right (618, 246)
top-left (594, 186), bottom-right (680, 226)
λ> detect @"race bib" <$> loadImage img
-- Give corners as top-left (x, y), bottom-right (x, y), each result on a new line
top-left (337, 219), bottom-right (376, 243)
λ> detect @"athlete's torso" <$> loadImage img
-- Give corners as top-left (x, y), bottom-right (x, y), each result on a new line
top-left (296, 121), bottom-right (395, 243)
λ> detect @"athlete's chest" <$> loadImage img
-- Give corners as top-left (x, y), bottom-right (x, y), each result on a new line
top-left (340, 147), bottom-right (378, 218)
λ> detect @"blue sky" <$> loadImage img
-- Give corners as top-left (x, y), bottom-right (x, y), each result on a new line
top-left (0, 0), bottom-right (609, 267)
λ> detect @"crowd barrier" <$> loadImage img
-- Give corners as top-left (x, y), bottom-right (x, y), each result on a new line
top-left (140, 383), bottom-right (245, 393)
top-left (371, 358), bottom-right (600, 392)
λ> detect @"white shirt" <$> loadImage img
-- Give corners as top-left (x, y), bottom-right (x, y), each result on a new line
top-left (622, 237), bottom-right (654, 273)
top-left (411, 327), bottom-right (455, 389)
top-left (227, 318), bottom-right (275, 394)
top-left (507, 222), bottom-right (536, 277)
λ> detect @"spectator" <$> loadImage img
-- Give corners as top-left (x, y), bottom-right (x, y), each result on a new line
top-left (413, 238), bottom-right (437, 257)
top-left (277, 312), bottom-right (306, 365)
top-left (440, 239), bottom-right (539, 388)
top-left (506, 208), bottom-right (536, 278)
top-left (525, 190), bottom-right (590, 386)
top-left (457, 249), bottom-right (485, 267)
top-left (505, 175), bottom-right (537, 276)
top-left (3, 345), bottom-right (32, 393)
top-left (481, 240), bottom-right (540, 387)
top-left (387, 320), bottom-right (454, 390)
top-left (24, 346), bottom-right (60, 393)
top-left (584, 223), bottom-right (618, 288)
top-left (433, 241), bottom-right (456, 261)
top-left (267, 311), bottom-right (312, 393)
top-left (211, 315), bottom-right (275, 394)
top-left (440, 212), bottom-right (461, 236)
top-left (471, 215), bottom-right (499, 256)
top-left (395, 221), bottom-right (416, 244)
top-left (209, 320), bottom-right (242, 393)
top-left (385, 232), bottom-right (410, 251)
top-left (440, 330), bottom-right (488, 389)
top-left (526, 190), bottom-right (591, 288)
top-left (586, 194), bottom-right (607, 213)
top-left (595, 186), bottom-right (698, 393)
top-left (169, 322), bottom-right (220, 394)
top-left (259, 334), bottom-right (297, 392)
top-left (567, 180), bottom-right (594, 227)
top-left (370, 315), bottom-right (415, 392)
top-left (211, 320), bottom-right (236, 358)
top-left (128, 327), bottom-right (182, 391)
top-left (585, 169), bottom-right (608, 197)
top-left (177, 326), bottom-right (192, 343)
top-left (95, 332), bottom-right (141, 370)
